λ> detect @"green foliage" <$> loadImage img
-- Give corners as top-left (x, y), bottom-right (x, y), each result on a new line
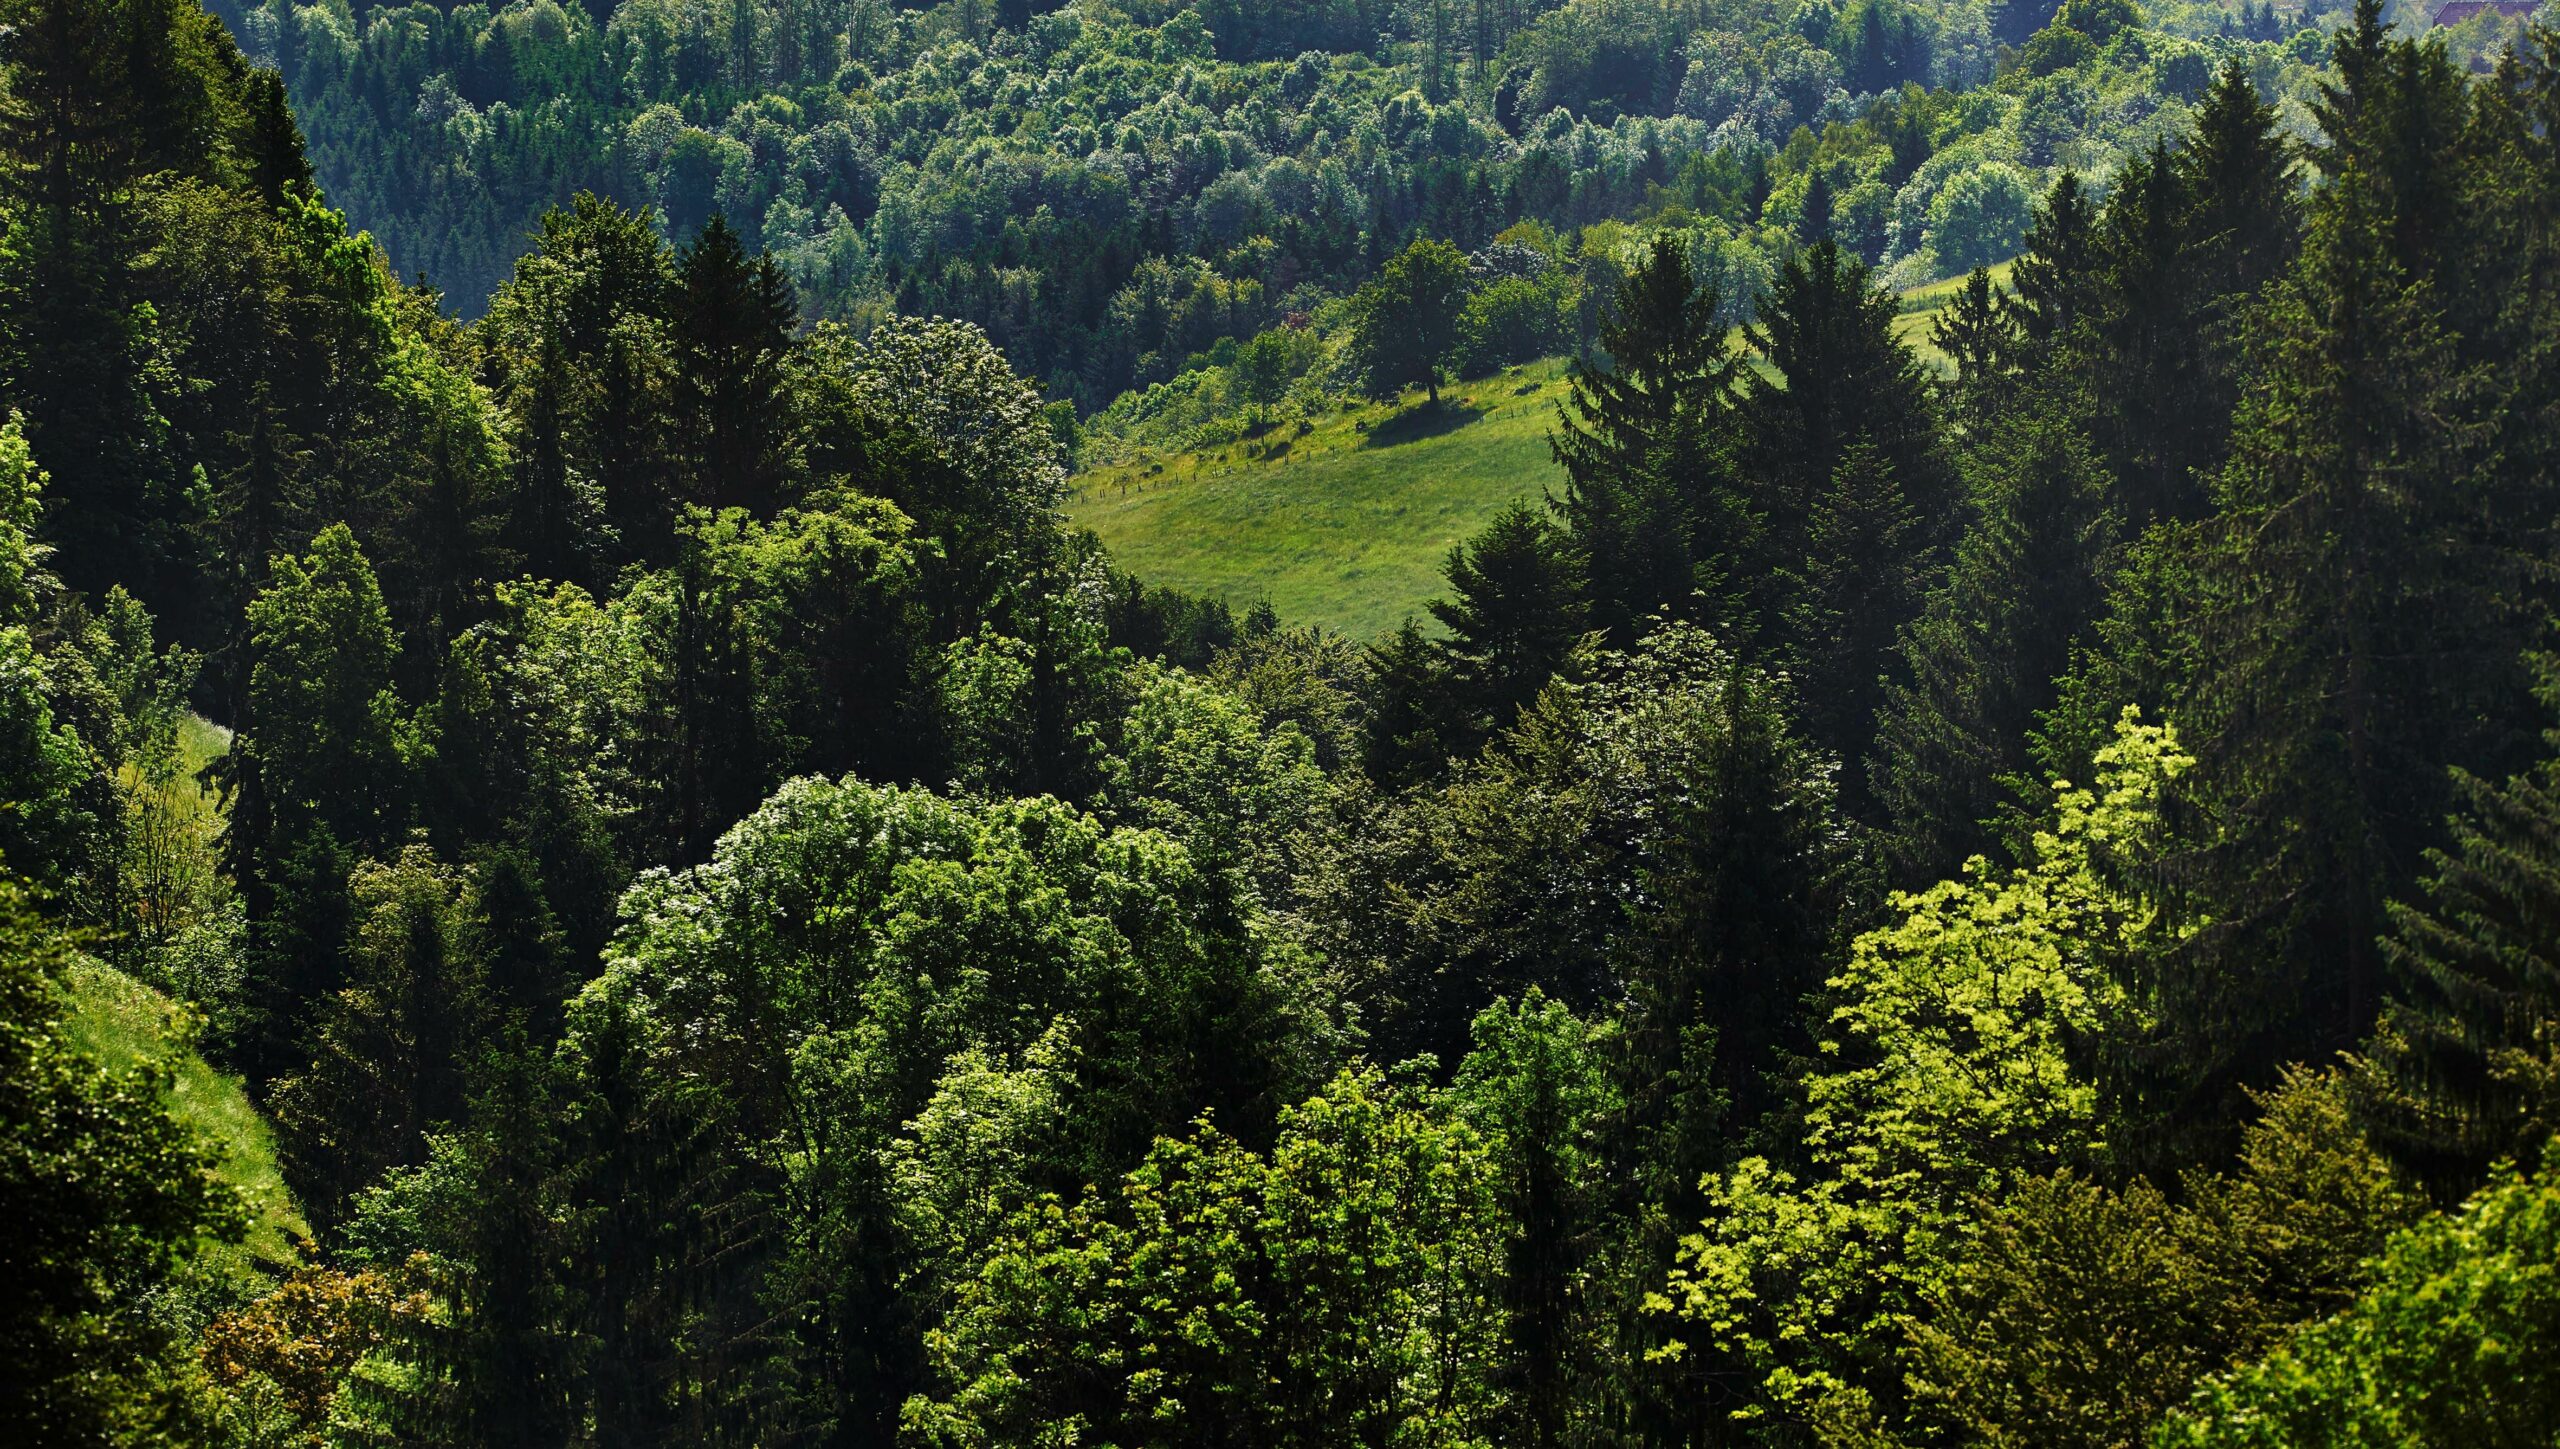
top-left (0, 882), bottom-right (244, 1443)
top-left (2162, 1153), bottom-right (2560, 1447)
top-left (554, 771), bottom-right (1329, 1438)
top-left (1908, 1070), bottom-right (2422, 1447)
top-left (1658, 711), bottom-right (2191, 1430)
top-left (905, 1064), bottom-right (1505, 1448)
top-left (1552, 234), bottom-right (1737, 647)
top-left (1352, 237), bottom-right (1472, 403)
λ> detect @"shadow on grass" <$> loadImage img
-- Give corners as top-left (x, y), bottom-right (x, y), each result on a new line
top-left (1361, 397), bottom-right (1489, 450)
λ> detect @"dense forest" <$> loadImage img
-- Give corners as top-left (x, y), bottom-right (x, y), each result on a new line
top-left (12, 0), bottom-right (2560, 1444)
top-left (213, 0), bottom-right (2477, 417)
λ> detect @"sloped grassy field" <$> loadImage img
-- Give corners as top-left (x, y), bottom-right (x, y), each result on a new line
top-left (1068, 267), bottom-right (1998, 639)
top-left (61, 712), bottom-right (305, 1278)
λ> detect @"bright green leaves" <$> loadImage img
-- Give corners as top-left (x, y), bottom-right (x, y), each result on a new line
top-left (1656, 708), bottom-right (2193, 1429)
top-left (906, 1065), bottom-right (1504, 1448)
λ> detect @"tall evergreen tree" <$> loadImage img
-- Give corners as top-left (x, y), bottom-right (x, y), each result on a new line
top-left (2360, 674), bottom-right (2560, 1187)
top-left (1872, 403), bottom-right (2116, 883)
top-left (2087, 11), bottom-right (2542, 1155)
top-left (1550, 235), bottom-right (1738, 646)
top-left (1429, 500), bottom-right (1586, 749)
top-left (673, 213), bottom-right (798, 517)
top-left (2008, 171), bottom-right (2100, 355)
top-left (1932, 265), bottom-right (2022, 439)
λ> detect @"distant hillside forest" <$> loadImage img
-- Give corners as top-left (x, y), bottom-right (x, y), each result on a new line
top-left (13, 0), bottom-right (2560, 1446)
top-left (207, 0), bottom-right (2537, 412)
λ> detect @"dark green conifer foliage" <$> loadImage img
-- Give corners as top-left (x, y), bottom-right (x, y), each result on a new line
top-left (1428, 500), bottom-right (1586, 749)
top-left (240, 66), bottom-right (313, 209)
top-left (1800, 167), bottom-right (1835, 243)
top-left (1739, 238), bottom-right (1948, 580)
top-left (2093, 13), bottom-right (2543, 1157)
top-left (1780, 440), bottom-right (1925, 801)
top-left (2091, 142), bottom-right (2213, 525)
top-left (1931, 265), bottom-right (2021, 438)
top-left (635, 540), bottom-right (764, 864)
top-left (1361, 617), bottom-right (1463, 787)
top-left (509, 329), bottom-right (587, 586)
top-left (2008, 171), bottom-right (2099, 353)
top-left (2362, 669), bottom-right (2560, 1187)
top-left (673, 214), bottom-right (798, 517)
top-left (1550, 235), bottom-right (1737, 646)
top-left (1873, 405), bottom-right (2115, 883)
top-left (2179, 61), bottom-right (2300, 322)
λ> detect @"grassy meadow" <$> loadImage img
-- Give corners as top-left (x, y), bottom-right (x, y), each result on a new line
top-left (1068, 264), bottom-right (2008, 639)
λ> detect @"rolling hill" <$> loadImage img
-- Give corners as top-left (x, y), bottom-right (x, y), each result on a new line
top-left (1069, 266), bottom-right (2004, 639)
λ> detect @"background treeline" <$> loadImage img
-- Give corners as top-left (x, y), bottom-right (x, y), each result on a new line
top-left (210, 0), bottom-right (2414, 415)
top-left (14, 0), bottom-right (2560, 1447)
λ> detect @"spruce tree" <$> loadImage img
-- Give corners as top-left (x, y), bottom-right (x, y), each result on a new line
top-left (1872, 402), bottom-right (2116, 884)
top-left (1931, 265), bottom-right (2022, 439)
top-left (1429, 500), bottom-right (1587, 749)
top-left (2362, 686), bottom-right (2560, 1186)
top-left (2008, 172), bottom-right (2099, 355)
top-left (1739, 238), bottom-right (1948, 574)
top-left (2095, 15), bottom-right (2538, 1154)
top-left (673, 213), bottom-right (798, 516)
top-left (241, 67), bottom-right (313, 209)
top-left (1550, 234), bottom-right (1739, 646)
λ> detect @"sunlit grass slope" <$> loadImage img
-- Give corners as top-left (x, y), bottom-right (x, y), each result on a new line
top-left (1070, 263), bottom-right (2011, 640)
top-left (64, 961), bottom-right (309, 1275)
top-left (62, 711), bottom-right (302, 1279)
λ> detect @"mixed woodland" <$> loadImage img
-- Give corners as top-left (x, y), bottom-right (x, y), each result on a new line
top-left (10, 0), bottom-right (2560, 1445)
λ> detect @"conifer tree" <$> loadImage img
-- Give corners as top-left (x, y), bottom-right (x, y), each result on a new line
top-left (2091, 142), bottom-right (2213, 525)
top-left (510, 328), bottom-right (587, 585)
top-left (673, 213), bottom-right (798, 516)
top-left (2008, 172), bottom-right (2099, 354)
top-left (1931, 265), bottom-right (2021, 439)
top-left (1429, 500), bottom-right (1586, 749)
top-left (241, 66), bottom-right (313, 209)
top-left (2095, 14), bottom-right (2538, 1152)
top-left (1739, 239), bottom-right (1948, 578)
top-left (1873, 404), bottom-right (2116, 883)
top-left (2361, 666), bottom-right (2560, 1186)
top-left (1550, 235), bottom-right (1738, 646)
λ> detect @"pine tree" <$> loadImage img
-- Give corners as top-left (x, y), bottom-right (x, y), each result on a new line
top-left (1549, 234), bottom-right (1738, 646)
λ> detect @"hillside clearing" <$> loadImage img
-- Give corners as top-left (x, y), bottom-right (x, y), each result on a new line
top-left (1069, 265), bottom-right (2007, 639)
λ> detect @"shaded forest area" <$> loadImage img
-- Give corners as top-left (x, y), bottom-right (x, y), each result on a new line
top-left (6, 0), bottom-right (2560, 1447)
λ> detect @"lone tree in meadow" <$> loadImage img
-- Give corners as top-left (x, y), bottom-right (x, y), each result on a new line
top-left (1354, 237), bottom-right (1472, 404)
